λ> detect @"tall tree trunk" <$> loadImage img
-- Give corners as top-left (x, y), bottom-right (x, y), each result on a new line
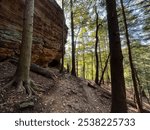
top-left (134, 68), bottom-right (144, 109)
top-left (3, 0), bottom-right (44, 96)
top-left (67, 63), bottom-right (70, 73)
top-left (16, 0), bottom-right (34, 82)
top-left (92, 51), bottom-right (94, 80)
top-left (76, 50), bottom-right (78, 76)
top-left (15, 0), bottom-right (34, 95)
top-left (147, 86), bottom-right (150, 104)
top-left (60, 0), bottom-right (65, 73)
top-left (106, 69), bottom-right (110, 83)
top-left (74, 28), bottom-right (81, 77)
top-left (95, 6), bottom-right (99, 84)
top-left (142, 62), bottom-right (150, 103)
top-left (105, 35), bottom-right (110, 83)
top-left (82, 60), bottom-right (85, 79)
top-left (99, 53), bottom-right (110, 86)
top-left (120, 0), bottom-right (143, 112)
top-left (106, 0), bottom-right (127, 112)
top-left (82, 43), bottom-right (85, 79)
top-left (98, 41), bottom-right (104, 84)
top-left (70, 0), bottom-right (76, 76)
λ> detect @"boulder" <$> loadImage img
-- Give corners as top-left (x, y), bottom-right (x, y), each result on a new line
top-left (0, 0), bottom-right (67, 67)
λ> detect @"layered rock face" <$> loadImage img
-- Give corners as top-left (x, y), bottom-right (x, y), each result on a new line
top-left (0, 0), bottom-right (67, 67)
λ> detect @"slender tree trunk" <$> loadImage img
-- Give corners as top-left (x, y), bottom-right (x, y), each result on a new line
top-left (142, 62), bottom-right (150, 103)
top-left (70, 0), bottom-right (76, 76)
top-left (134, 68), bottom-right (143, 109)
top-left (83, 59), bottom-right (85, 79)
top-left (106, 69), bottom-right (110, 83)
top-left (147, 86), bottom-right (150, 103)
top-left (136, 64), bottom-right (150, 104)
top-left (74, 28), bottom-right (81, 77)
top-left (99, 53), bottom-right (110, 86)
top-left (76, 50), bottom-right (78, 76)
top-left (60, 0), bottom-right (65, 73)
top-left (98, 41), bottom-right (104, 84)
top-left (66, 53), bottom-right (71, 73)
top-left (91, 51), bottom-right (94, 80)
top-left (105, 35), bottom-right (110, 83)
top-left (95, 6), bottom-right (99, 84)
top-left (82, 43), bottom-right (85, 79)
top-left (120, 0), bottom-right (143, 112)
top-left (106, 0), bottom-right (127, 112)
top-left (67, 63), bottom-right (70, 73)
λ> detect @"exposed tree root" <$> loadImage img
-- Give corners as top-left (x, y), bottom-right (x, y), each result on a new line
top-left (2, 77), bottom-right (16, 90)
top-left (1, 77), bottom-right (45, 97)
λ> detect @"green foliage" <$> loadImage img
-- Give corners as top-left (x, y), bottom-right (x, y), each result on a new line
top-left (62, 0), bottom-right (149, 97)
top-left (123, 42), bottom-right (150, 96)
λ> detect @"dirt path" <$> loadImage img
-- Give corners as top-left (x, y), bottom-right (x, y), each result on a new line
top-left (82, 85), bottom-right (102, 112)
top-left (39, 74), bottom-right (110, 113)
top-left (2, 61), bottom-right (147, 113)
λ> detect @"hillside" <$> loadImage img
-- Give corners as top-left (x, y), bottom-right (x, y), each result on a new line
top-left (0, 60), bottom-right (149, 113)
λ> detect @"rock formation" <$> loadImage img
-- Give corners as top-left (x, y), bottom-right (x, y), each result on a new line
top-left (0, 0), bottom-right (67, 67)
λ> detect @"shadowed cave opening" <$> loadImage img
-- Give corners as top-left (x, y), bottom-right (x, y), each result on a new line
top-left (48, 59), bottom-right (60, 67)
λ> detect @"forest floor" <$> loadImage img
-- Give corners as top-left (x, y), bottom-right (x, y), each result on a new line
top-left (0, 60), bottom-right (150, 113)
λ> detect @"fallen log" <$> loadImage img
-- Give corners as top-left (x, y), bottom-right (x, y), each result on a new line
top-left (87, 81), bottom-right (97, 89)
top-left (9, 58), bottom-right (56, 80)
top-left (30, 64), bottom-right (56, 80)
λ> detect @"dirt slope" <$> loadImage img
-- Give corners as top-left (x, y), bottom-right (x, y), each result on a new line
top-left (0, 61), bottom-right (149, 113)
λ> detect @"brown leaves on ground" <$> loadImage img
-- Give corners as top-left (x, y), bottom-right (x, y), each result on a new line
top-left (0, 61), bottom-right (149, 113)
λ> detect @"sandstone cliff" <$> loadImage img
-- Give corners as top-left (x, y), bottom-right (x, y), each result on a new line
top-left (0, 0), bottom-right (67, 67)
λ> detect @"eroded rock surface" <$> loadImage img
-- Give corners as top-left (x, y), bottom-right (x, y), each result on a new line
top-left (0, 0), bottom-right (67, 67)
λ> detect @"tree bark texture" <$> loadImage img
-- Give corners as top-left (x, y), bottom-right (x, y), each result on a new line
top-left (16, 0), bottom-right (34, 83)
top-left (106, 0), bottom-right (127, 112)
top-left (70, 0), bottom-right (76, 76)
top-left (120, 0), bottom-right (143, 112)
top-left (95, 6), bottom-right (99, 84)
